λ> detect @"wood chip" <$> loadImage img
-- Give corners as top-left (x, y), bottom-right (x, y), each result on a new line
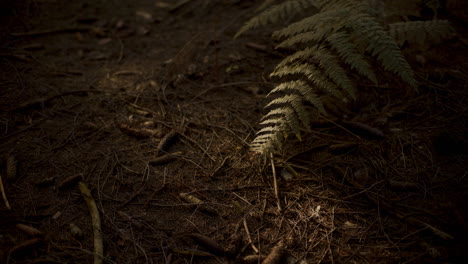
top-left (342, 121), bottom-right (385, 139)
top-left (156, 130), bottom-right (179, 156)
top-left (6, 155), bottom-right (17, 180)
top-left (15, 224), bottom-right (43, 237)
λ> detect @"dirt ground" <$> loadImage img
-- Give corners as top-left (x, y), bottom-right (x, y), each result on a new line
top-left (0, 0), bottom-right (467, 263)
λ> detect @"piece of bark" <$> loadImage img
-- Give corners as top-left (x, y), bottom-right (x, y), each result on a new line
top-left (156, 130), bottom-right (179, 156)
top-left (15, 224), bottom-right (43, 237)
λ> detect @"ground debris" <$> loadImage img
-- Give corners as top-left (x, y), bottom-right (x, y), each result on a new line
top-left (15, 224), bottom-right (43, 237)
top-left (262, 241), bottom-right (286, 264)
top-left (188, 233), bottom-right (226, 256)
top-left (156, 130), bottom-right (180, 156)
top-left (118, 123), bottom-right (162, 138)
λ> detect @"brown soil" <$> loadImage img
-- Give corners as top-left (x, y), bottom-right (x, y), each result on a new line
top-left (1, 1), bottom-right (467, 263)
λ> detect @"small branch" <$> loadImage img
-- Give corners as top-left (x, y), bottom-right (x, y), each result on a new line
top-left (79, 182), bottom-right (103, 264)
top-left (270, 153), bottom-right (282, 212)
top-left (13, 89), bottom-right (105, 112)
top-left (243, 218), bottom-right (259, 253)
top-left (11, 27), bottom-right (90, 37)
top-left (0, 174), bottom-right (11, 210)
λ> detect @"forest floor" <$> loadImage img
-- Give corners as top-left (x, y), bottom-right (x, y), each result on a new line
top-left (0, 0), bottom-right (467, 263)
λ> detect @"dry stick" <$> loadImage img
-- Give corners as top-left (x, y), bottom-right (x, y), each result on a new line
top-left (0, 174), bottom-right (11, 210)
top-left (270, 153), bottom-right (282, 212)
top-left (144, 168), bottom-right (167, 208)
top-left (11, 26), bottom-right (90, 37)
top-left (243, 218), bottom-right (259, 254)
top-left (13, 89), bottom-right (106, 112)
top-left (79, 182), bottom-right (104, 264)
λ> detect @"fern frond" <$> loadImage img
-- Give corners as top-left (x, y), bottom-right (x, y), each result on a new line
top-left (235, 0), bottom-right (317, 38)
top-left (317, 0), bottom-right (360, 11)
top-left (268, 81), bottom-right (325, 110)
top-left (270, 65), bottom-right (344, 101)
top-left (272, 9), bottom-right (344, 39)
top-left (251, 125), bottom-right (284, 153)
top-left (261, 106), bottom-right (302, 139)
top-left (275, 46), bottom-right (318, 69)
top-left (238, 0), bottom-right (446, 154)
top-left (273, 47), bottom-right (357, 99)
top-left (389, 20), bottom-right (456, 46)
top-left (348, 14), bottom-right (417, 87)
top-left (266, 93), bottom-right (311, 128)
top-left (255, 0), bottom-right (276, 12)
top-left (313, 46), bottom-right (357, 99)
top-left (327, 31), bottom-right (378, 84)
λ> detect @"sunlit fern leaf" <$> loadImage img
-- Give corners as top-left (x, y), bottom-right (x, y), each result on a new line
top-left (275, 46), bottom-right (318, 69)
top-left (273, 46), bottom-right (356, 99)
top-left (261, 106), bottom-right (299, 129)
top-left (389, 20), bottom-right (456, 46)
top-left (255, 126), bottom-right (280, 136)
top-left (235, 0), bottom-right (452, 154)
top-left (276, 27), bottom-right (332, 48)
top-left (261, 106), bottom-right (302, 139)
top-left (327, 31), bottom-right (378, 84)
top-left (235, 0), bottom-right (317, 39)
top-left (252, 124), bottom-right (286, 150)
top-left (266, 94), bottom-right (311, 128)
top-left (269, 73), bottom-right (338, 109)
top-left (257, 123), bottom-right (283, 140)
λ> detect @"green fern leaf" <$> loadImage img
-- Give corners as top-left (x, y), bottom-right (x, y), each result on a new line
top-left (327, 31), bottom-right (378, 84)
top-left (349, 15), bottom-right (417, 87)
top-left (261, 106), bottom-right (302, 139)
top-left (274, 46), bottom-right (356, 98)
top-left (275, 46), bottom-right (318, 69)
top-left (270, 66), bottom-right (344, 101)
top-left (272, 9), bottom-right (343, 39)
top-left (313, 46), bottom-right (357, 98)
top-left (389, 20), bottom-right (456, 46)
top-left (235, 0), bottom-right (317, 39)
top-left (268, 80), bottom-right (326, 110)
top-left (266, 94), bottom-right (311, 128)
top-left (240, 0), bottom-right (442, 154)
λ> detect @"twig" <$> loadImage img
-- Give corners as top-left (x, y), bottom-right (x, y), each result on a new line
top-left (13, 89), bottom-right (106, 112)
top-left (243, 218), bottom-right (259, 253)
top-left (0, 174), bottom-right (11, 210)
top-left (149, 151), bottom-right (183, 166)
top-left (270, 153), bottom-right (282, 212)
top-left (343, 180), bottom-right (384, 200)
top-left (168, 0), bottom-right (192, 13)
top-left (144, 168), bottom-right (167, 208)
top-left (322, 116), bottom-right (361, 139)
top-left (11, 26), bottom-right (90, 37)
top-left (79, 182), bottom-right (103, 264)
